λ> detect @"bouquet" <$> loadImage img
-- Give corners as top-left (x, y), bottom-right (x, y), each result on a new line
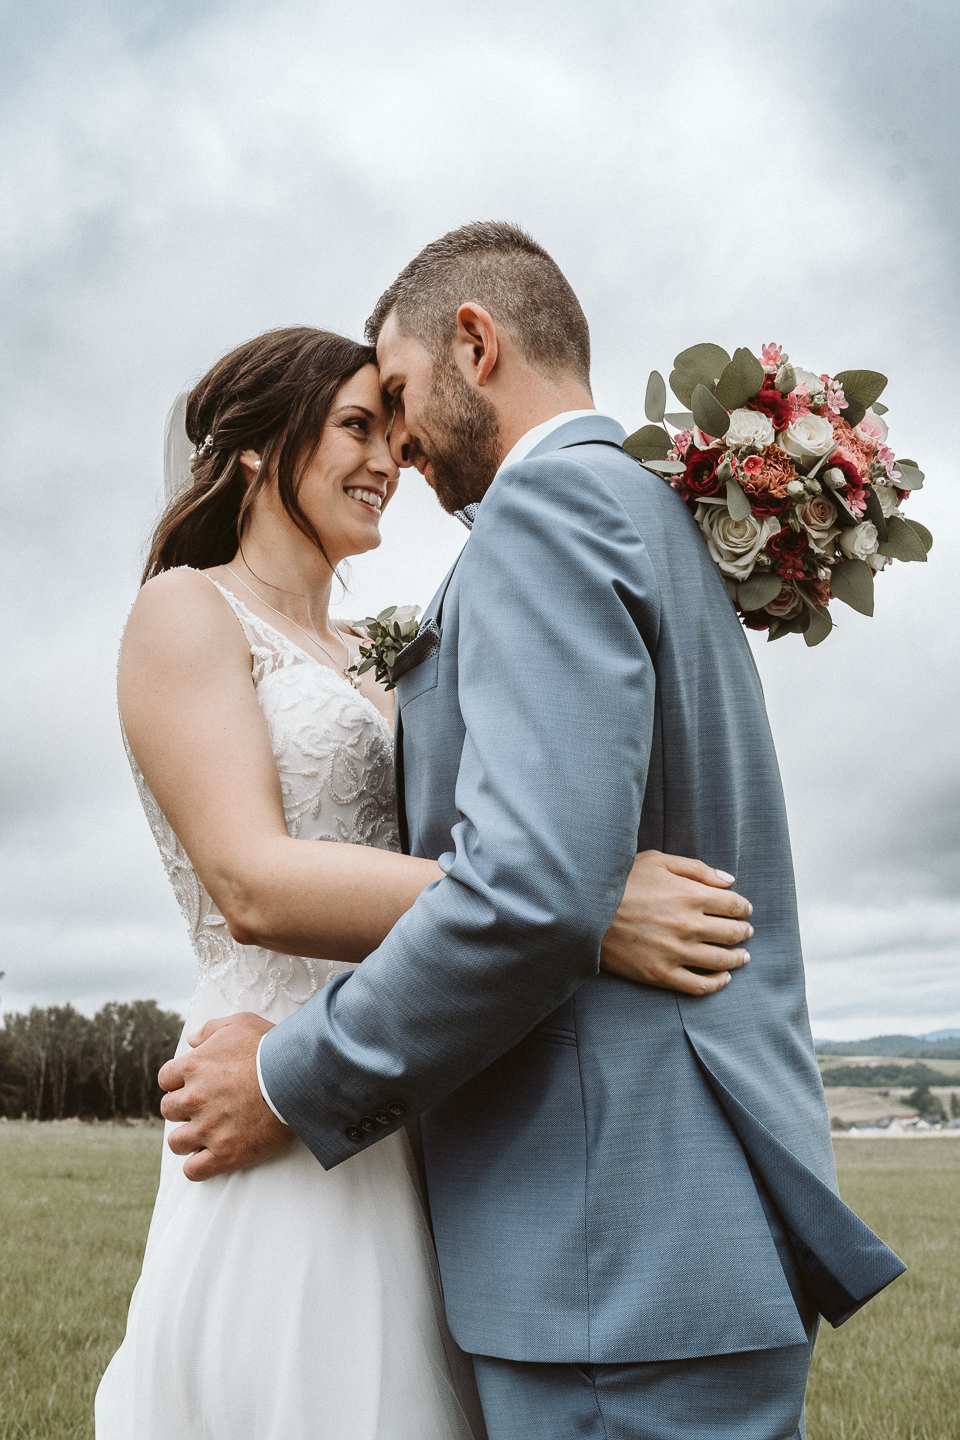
top-left (624, 343), bottom-right (931, 644)
top-left (348, 605), bottom-right (421, 689)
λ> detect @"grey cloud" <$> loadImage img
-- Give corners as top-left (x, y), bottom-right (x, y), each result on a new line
top-left (1, 0), bottom-right (957, 1036)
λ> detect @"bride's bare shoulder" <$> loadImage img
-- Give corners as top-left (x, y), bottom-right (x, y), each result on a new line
top-left (121, 567), bottom-right (248, 676)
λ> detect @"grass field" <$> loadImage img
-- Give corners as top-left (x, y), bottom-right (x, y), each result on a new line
top-left (0, 1124), bottom-right (957, 1438)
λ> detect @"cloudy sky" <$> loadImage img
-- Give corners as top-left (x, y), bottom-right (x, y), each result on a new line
top-left (2, 0), bottom-right (957, 1039)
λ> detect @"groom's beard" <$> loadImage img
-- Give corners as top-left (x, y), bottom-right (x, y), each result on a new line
top-left (413, 359), bottom-right (502, 516)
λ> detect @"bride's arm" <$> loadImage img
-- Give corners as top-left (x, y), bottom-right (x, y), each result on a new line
top-left (119, 569), bottom-right (439, 965)
top-left (120, 569), bottom-right (753, 984)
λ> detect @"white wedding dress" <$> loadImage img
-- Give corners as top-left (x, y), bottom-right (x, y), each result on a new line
top-left (96, 574), bottom-right (484, 1440)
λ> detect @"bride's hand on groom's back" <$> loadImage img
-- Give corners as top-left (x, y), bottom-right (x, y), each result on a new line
top-left (599, 852), bottom-right (754, 996)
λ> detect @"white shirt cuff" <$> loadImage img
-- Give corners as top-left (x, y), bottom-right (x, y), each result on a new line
top-left (256, 1034), bottom-right (290, 1127)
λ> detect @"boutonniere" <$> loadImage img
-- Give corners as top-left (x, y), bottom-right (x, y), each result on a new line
top-left (348, 605), bottom-right (422, 691)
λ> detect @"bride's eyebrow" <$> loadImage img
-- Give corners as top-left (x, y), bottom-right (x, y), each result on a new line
top-left (331, 405), bottom-right (375, 419)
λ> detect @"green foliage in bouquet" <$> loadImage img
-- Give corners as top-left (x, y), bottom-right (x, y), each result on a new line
top-left (347, 605), bottom-right (421, 691)
top-left (624, 343), bottom-right (932, 646)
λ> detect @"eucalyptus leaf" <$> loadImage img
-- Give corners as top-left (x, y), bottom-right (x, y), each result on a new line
top-left (830, 558), bottom-right (875, 616)
top-left (669, 344), bottom-right (731, 407)
top-left (877, 515), bottom-right (928, 563)
top-left (833, 370), bottom-right (888, 407)
top-left (664, 412), bottom-right (694, 428)
top-left (803, 605), bottom-right (833, 647)
top-left (644, 370), bottom-right (667, 424)
top-left (895, 461), bottom-right (924, 490)
top-left (356, 657), bottom-right (376, 674)
top-left (775, 610), bottom-right (811, 638)
top-left (691, 384), bottom-right (731, 439)
top-left (673, 343), bottom-right (731, 380)
top-left (715, 348), bottom-right (765, 410)
top-left (903, 517), bottom-right (933, 553)
top-left (807, 444), bottom-right (838, 480)
top-left (863, 487), bottom-right (889, 543)
top-left (642, 458), bottom-right (686, 474)
top-left (872, 401), bottom-right (888, 415)
top-left (830, 486), bottom-right (862, 526)
top-left (377, 606), bottom-right (398, 621)
top-left (724, 577), bottom-right (739, 603)
top-left (725, 476), bottom-right (752, 521)
top-left (737, 571), bottom-right (783, 611)
top-left (623, 425), bottom-right (673, 461)
top-left (669, 370), bottom-right (697, 407)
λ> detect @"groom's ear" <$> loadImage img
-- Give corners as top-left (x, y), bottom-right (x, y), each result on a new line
top-left (454, 303), bottom-right (499, 388)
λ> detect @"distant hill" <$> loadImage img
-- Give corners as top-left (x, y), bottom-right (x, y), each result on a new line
top-left (819, 1061), bottom-right (957, 1088)
top-left (815, 1033), bottom-right (960, 1060)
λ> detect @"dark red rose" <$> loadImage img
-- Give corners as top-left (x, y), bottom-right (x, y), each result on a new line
top-left (765, 527), bottom-right (810, 579)
top-left (682, 447), bottom-right (726, 498)
top-left (741, 610), bottom-right (771, 631)
top-left (747, 377), bottom-right (792, 432)
top-left (743, 487), bottom-right (790, 517)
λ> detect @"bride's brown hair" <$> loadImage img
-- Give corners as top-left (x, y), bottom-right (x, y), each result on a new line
top-left (142, 327), bottom-right (377, 583)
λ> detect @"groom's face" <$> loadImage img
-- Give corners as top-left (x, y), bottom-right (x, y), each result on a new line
top-left (377, 313), bottom-right (502, 515)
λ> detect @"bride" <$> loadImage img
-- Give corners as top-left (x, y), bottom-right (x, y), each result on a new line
top-left (97, 326), bottom-right (754, 1438)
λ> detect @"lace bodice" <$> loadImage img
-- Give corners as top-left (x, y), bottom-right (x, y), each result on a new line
top-left (124, 573), bottom-right (400, 1020)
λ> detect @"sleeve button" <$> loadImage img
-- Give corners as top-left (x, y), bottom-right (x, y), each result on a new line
top-left (373, 1110), bottom-right (392, 1126)
top-left (359, 1116), bottom-right (378, 1133)
top-left (386, 1100), bottom-right (408, 1117)
top-left (345, 1126), bottom-right (364, 1142)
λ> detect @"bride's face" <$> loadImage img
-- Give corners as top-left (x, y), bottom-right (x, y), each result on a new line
top-left (271, 364), bottom-right (400, 565)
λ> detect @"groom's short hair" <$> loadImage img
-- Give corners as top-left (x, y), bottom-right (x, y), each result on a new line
top-left (366, 221), bottom-right (591, 386)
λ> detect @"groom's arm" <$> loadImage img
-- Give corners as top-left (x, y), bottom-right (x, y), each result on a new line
top-left (257, 452), bottom-right (661, 1168)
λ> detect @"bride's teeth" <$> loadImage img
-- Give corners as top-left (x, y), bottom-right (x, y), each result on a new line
top-left (346, 488), bottom-right (381, 509)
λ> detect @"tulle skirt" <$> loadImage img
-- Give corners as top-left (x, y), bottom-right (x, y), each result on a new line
top-left (95, 1021), bottom-right (484, 1439)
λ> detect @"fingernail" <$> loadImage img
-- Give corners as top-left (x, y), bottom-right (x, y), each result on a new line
top-left (742, 952), bottom-right (751, 963)
top-left (747, 925), bottom-right (755, 939)
top-left (721, 973), bottom-right (731, 985)
top-left (716, 870), bottom-right (735, 884)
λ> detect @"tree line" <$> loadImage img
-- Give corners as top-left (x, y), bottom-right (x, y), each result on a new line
top-left (0, 984), bottom-right (183, 1120)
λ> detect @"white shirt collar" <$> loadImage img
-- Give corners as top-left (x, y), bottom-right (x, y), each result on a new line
top-left (496, 409), bottom-right (609, 477)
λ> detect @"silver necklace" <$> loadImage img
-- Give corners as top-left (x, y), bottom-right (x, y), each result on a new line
top-left (224, 567), bottom-right (362, 690)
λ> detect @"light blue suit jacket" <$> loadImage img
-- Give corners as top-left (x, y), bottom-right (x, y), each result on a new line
top-left (260, 414), bottom-right (904, 1363)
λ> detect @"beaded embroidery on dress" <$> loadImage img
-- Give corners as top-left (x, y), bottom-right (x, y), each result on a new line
top-left (97, 572), bottom-right (484, 1440)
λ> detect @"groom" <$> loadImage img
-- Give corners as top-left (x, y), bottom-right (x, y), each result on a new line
top-left (161, 223), bottom-right (903, 1436)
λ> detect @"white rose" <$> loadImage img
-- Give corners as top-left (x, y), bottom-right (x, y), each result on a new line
top-left (839, 521), bottom-right (879, 563)
top-left (391, 604), bottom-right (421, 639)
top-left (695, 502), bottom-right (783, 580)
top-left (797, 496), bottom-right (839, 555)
top-left (792, 368), bottom-right (827, 404)
top-left (779, 413), bottom-right (836, 465)
top-left (873, 483), bottom-right (901, 519)
top-left (724, 408), bottom-right (775, 450)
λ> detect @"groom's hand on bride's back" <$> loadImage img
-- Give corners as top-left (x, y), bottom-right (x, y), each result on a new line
top-left (600, 851), bottom-right (754, 996)
top-left (158, 1013), bottom-right (295, 1180)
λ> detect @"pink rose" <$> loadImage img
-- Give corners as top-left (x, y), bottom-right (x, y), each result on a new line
top-left (855, 409), bottom-right (888, 447)
top-left (765, 583), bottom-right (803, 619)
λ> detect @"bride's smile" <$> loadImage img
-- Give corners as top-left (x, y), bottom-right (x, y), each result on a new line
top-left (240, 363), bottom-right (400, 574)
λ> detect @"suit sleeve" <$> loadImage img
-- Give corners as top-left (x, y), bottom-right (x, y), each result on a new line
top-left (259, 455), bottom-right (663, 1168)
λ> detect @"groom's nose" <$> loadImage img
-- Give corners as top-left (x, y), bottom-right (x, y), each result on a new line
top-left (388, 412), bottom-right (414, 469)
top-left (391, 432), bottom-right (414, 469)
